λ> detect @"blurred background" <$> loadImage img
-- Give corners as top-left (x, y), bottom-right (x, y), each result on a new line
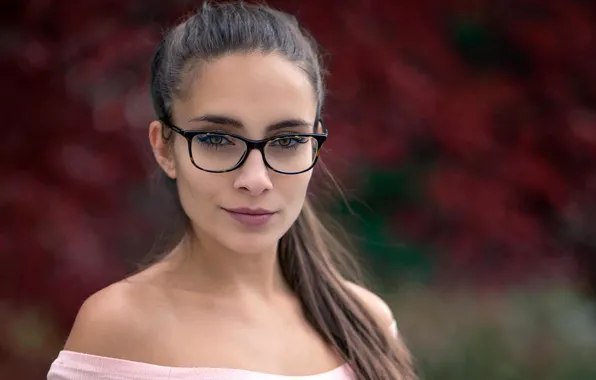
top-left (2, 0), bottom-right (596, 378)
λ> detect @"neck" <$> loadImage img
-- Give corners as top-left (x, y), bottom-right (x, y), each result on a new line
top-left (163, 232), bottom-right (290, 300)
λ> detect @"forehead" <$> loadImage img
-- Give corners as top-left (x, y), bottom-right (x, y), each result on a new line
top-left (173, 53), bottom-right (317, 127)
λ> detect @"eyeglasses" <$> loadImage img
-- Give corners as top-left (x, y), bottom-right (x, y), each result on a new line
top-left (160, 119), bottom-right (328, 175)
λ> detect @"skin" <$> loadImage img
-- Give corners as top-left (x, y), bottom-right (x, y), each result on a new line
top-left (63, 52), bottom-right (394, 376)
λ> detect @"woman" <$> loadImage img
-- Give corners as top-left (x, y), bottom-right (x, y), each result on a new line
top-left (47, 2), bottom-right (416, 379)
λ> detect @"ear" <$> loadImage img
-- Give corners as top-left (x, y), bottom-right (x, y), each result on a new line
top-left (149, 120), bottom-right (177, 179)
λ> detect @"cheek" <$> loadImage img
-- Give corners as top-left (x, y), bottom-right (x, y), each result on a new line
top-left (177, 171), bottom-right (208, 215)
top-left (278, 172), bottom-right (312, 211)
top-left (173, 146), bottom-right (221, 219)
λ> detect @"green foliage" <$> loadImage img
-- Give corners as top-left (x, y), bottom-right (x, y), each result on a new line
top-left (387, 284), bottom-right (596, 380)
top-left (331, 165), bottom-right (433, 287)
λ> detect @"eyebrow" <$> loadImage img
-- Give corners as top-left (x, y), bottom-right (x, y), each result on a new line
top-left (188, 114), bottom-right (312, 132)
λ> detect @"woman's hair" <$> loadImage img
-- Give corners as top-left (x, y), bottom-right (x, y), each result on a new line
top-left (148, 2), bottom-right (415, 379)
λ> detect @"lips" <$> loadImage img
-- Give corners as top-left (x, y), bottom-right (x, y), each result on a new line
top-left (225, 207), bottom-right (275, 215)
top-left (223, 207), bottom-right (277, 226)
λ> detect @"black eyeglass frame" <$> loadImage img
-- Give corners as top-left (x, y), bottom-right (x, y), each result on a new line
top-left (160, 118), bottom-right (328, 175)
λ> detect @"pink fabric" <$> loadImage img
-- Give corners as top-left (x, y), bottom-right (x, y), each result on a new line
top-left (47, 321), bottom-right (397, 379)
top-left (47, 351), bottom-right (354, 380)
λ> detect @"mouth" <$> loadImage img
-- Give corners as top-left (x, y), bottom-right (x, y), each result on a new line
top-left (223, 207), bottom-right (277, 226)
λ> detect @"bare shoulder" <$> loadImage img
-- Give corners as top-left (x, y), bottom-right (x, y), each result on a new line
top-left (344, 281), bottom-right (394, 328)
top-left (63, 281), bottom-right (154, 357)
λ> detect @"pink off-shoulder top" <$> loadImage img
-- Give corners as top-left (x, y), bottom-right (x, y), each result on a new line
top-left (47, 320), bottom-right (398, 380)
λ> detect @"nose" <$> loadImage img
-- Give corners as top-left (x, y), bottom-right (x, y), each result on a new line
top-left (232, 149), bottom-right (273, 196)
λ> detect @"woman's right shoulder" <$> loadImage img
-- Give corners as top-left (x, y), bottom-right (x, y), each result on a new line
top-left (63, 281), bottom-right (155, 358)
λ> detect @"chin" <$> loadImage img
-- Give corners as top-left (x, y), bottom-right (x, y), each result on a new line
top-left (220, 232), bottom-right (281, 255)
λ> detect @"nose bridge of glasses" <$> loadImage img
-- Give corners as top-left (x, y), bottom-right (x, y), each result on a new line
top-left (239, 138), bottom-right (268, 160)
top-left (244, 138), bottom-right (269, 152)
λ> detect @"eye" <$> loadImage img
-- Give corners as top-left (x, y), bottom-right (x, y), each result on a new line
top-left (196, 134), bottom-right (232, 146)
top-left (277, 137), bottom-right (294, 147)
top-left (270, 136), bottom-right (308, 149)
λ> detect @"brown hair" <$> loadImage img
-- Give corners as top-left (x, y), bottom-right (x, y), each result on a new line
top-left (149, 2), bottom-right (415, 379)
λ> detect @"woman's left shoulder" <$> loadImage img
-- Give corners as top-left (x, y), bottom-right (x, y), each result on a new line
top-left (343, 281), bottom-right (394, 328)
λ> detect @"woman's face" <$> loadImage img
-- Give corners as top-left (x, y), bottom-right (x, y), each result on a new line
top-left (153, 53), bottom-right (318, 254)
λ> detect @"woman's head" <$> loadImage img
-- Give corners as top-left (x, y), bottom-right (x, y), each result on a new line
top-left (148, 2), bottom-right (415, 379)
top-left (149, 2), bottom-right (325, 255)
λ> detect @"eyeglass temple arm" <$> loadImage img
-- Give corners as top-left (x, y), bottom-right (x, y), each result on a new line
top-left (315, 112), bottom-right (327, 134)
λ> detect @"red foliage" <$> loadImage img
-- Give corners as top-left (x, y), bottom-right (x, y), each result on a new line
top-left (3, 0), bottom-right (596, 376)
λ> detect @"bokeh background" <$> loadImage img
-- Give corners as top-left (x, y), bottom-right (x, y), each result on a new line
top-left (3, 0), bottom-right (596, 379)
